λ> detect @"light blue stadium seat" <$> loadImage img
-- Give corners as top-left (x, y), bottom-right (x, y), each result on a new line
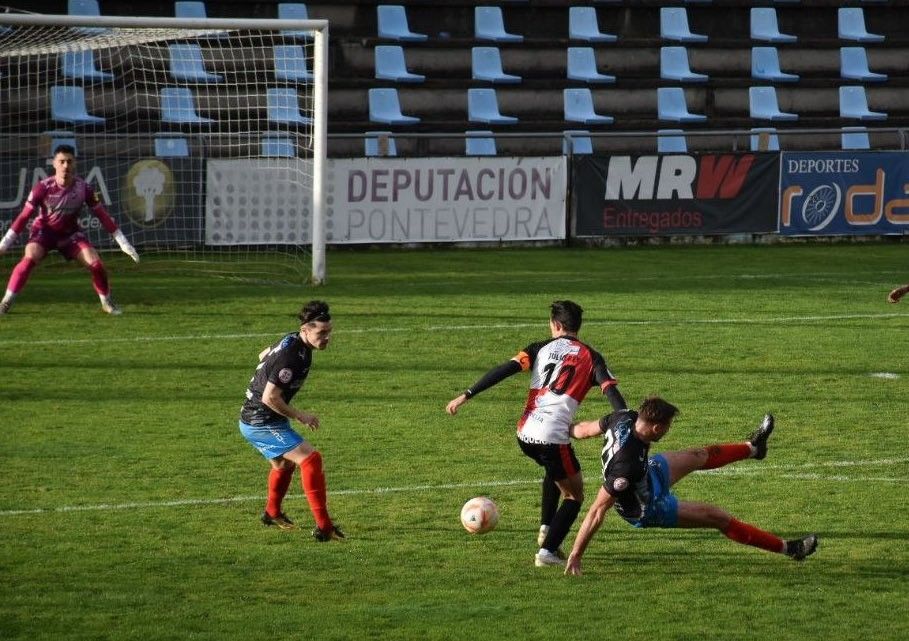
top-left (174, 1), bottom-right (207, 18)
top-left (68, 0), bottom-right (107, 34)
top-left (563, 88), bottom-right (613, 124)
top-left (563, 130), bottom-right (593, 155)
top-left (660, 47), bottom-right (707, 83)
top-left (657, 129), bottom-right (688, 153)
top-left (475, 7), bottom-right (523, 43)
top-left (278, 3), bottom-right (311, 40)
top-left (51, 86), bottom-right (105, 125)
top-left (168, 44), bottom-right (223, 83)
top-left (749, 86), bottom-right (797, 121)
top-left (468, 88), bottom-right (518, 124)
top-left (838, 8), bottom-right (884, 43)
top-left (368, 88), bottom-right (420, 124)
top-left (657, 87), bottom-right (706, 123)
top-left (750, 8), bottom-right (797, 43)
top-left (273, 45), bottom-right (313, 82)
top-left (750, 127), bottom-right (780, 151)
top-left (377, 5), bottom-right (427, 42)
top-left (364, 131), bottom-right (398, 157)
top-left (839, 85), bottom-right (886, 120)
top-left (266, 88), bottom-right (312, 125)
top-left (48, 133), bottom-right (77, 157)
top-left (568, 7), bottom-right (616, 43)
top-left (260, 134), bottom-right (295, 157)
top-left (660, 8), bottom-right (708, 43)
top-left (465, 131), bottom-right (497, 156)
top-left (472, 47), bottom-right (521, 84)
top-left (61, 50), bottom-right (113, 83)
top-left (160, 87), bottom-right (213, 124)
top-left (841, 126), bottom-right (870, 150)
top-left (375, 45), bottom-right (425, 83)
top-left (566, 47), bottom-right (615, 84)
top-left (751, 47), bottom-right (799, 82)
top-left (154, 136), bottom-right (190, 157)
top-left (840, 47), bottom-right (887, 82)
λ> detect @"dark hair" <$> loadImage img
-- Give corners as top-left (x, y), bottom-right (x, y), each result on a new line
top-left (53, 144), bottom-right (76, 157)
top-left (550, 300), bottom-right (583, 333)
top-left (299, 300), bottom-right (331, 324)
top-left (638, 397), bottom-right (679, 425)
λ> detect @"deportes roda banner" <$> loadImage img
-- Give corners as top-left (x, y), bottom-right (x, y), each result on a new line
top-left (779, 152), bottom-right (909, 236)
top-left (572, 153), bottom-right (779, 237)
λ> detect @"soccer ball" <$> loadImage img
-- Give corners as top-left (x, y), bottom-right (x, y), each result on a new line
top-left (460, 496), bottom-right (499, 534)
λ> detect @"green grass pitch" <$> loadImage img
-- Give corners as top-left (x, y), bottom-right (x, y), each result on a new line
top-left (1, 243), bottom-right (907, 641)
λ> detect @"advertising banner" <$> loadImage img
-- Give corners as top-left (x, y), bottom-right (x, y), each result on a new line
top-left (573, 153), bottom-right (779, 237)
top-left (779, 152), bottom-right (909, 236)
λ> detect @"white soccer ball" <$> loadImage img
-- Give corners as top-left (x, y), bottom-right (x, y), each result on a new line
top-left (460, 496), bottom-right (499, 534)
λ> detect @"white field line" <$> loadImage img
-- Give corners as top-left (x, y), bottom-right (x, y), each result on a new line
top-left (1, 312), bottom-right (907, 349)
top-left (1, 457), bottom-right (905, 517)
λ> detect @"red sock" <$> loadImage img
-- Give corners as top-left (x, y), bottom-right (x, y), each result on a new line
top-left (300, 451), bottom-right (332, 531)
top-left (265, 465), bottom-right (294, 518)
top-left (8, 257), bottom-right (36, 293)
top-left (703, 443), bottom-right (753, 470)
top-left (88, 260), bottom-right (110, 296)
top-left (722, 518), bottom-right (785, 553)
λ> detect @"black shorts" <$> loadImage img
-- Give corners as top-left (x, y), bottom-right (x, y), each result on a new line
top-left (517, 438), bottom-right (581, 481)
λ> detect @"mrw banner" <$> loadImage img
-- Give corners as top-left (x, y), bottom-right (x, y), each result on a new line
top-left (573, 153), bottom-right (779, 236)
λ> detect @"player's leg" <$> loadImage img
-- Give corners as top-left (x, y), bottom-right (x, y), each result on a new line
top-left (1, 242), bottom-right (47, 314)
top-left (282, 442), bottom-right (345, 541)
top-left (533, 444), bottom-right (584, 566)
top-left (537, 473), bottom-right (561, 546)
top-left (72, 241), bottom-right (119, 315)
top-left (260, 456), bottom-right (298, 529)
top-left (238, 419), bottom-right (306, 529)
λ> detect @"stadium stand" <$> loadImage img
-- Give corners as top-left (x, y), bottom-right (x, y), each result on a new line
top-left (657, 88), bottom-right (706, 123)
top-left (751, 47), bottom-right (799, 83)
top-left (563, 88), bottom-right (613, 125)
top-left (474, 6), bottom-right (523, 43)
top-left (61, 50), bottom-right (113, 83)
top-left (660, 8), bottom-right (708, 43)
top-left (259, 133), bottom-right (296, 157)
top-left (657, 129), bottom-right (688, 153)
top-left (266, 88), bottom-right (312, 125)
top-left (51, 86), bottom-right (105, 126)
top-left (472, 47), bottom-right (521, 84)
top-left (375, 45), bottom-right (425, 83)
top-left (467, 88), bottom-right (518, 124)
top-left (154, 136), bottom-right (190, 157)
top-left (660, 47), bottom-right (708, 83)
top-left (364, 131), bottom-right (398, 157)
top-left (749, 86), bottom-right (798, 121)
top-left (376, 5), bottom-right (426, 42)
top-left (174, 1), bottom-right (208, 19)
top-left (277, 3), bottom-right (311, 40)
top-left (159, 87), bottom-right (213, 125)
top-left (750, 127), bottom-right (780, 151)
top-left (368, 87), bottom-right (420, 125)
top-left (841, 126), bottom-right (871, 150)
top-left (465, 130), bottom-right (497, 156)
top-left (840, 47), bottom-right (887, 82)
top-left (168, 44), bottom-right (223, 83)
top-left (839, 85), bottom-right (887, 120)
top-left (273, 45), bottom-right (313, 82)
top-left (568, 7), bottom-right (616, 43)
top-left (750, 8), bottom-right (797, 43)
top-left (562, 130), bottom-right (593, 155)
top-left (838, 8), bottom-right (884, 43)
top-left (566, 47), bottom-right (615, 84)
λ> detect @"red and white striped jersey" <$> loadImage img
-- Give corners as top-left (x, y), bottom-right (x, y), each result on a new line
top-left (513, 336), bottom-right (618, 445)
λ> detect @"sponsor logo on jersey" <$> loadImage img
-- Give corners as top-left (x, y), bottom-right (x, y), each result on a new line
top-left (278, 368), bottom-right (293, 383)
top-left (613, 477), bottom-right (629, 492)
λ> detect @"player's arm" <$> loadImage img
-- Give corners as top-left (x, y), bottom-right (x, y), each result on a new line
top-left (592, 350), bottom-right (627, 411)
top-left (565, 486), bottom-right (615, 576)
top-left (261, 381), bottom-right (319, 429)
top-left (0, 190), bottom-right (40, 252)
top-left (87, 188), bottom-right (140, 263)
top-left (570, 418), bottom-right (604, 440)
top-left (446, 358), bottom-right (523, 415)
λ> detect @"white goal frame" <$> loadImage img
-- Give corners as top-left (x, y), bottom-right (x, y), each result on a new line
top-left (0, 12), bottom-right (329, 285)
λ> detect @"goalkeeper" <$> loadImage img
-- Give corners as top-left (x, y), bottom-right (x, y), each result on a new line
top-left (0, 145), bottom-right (139, 315)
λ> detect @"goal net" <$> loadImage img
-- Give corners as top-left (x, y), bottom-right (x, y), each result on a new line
top-left (0, 10), bottom-right (327, 285)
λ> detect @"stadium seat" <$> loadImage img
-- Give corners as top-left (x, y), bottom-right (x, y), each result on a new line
top-left (61, 50), bottom-right (113, 83)
top-left (468, 88), bottom-right (518, 124)
top-left (568, 7), bottom-right (617, 43)
top-left (751, 47), bottom-right (799, 83)
top-left (174, 1), bottom-right (207, 18)
top-left (475, 7), bottom-right (523, 43)
top-left (159, 87), bottom-right (213, 124)
top-left (273, 45), bottom-right (313, 82)
top-left (472, 47), bottom-right (521, 84)
top-left (838, 8), bottom-right (884, 42)
top-left (562, 130), bottom-right (593, 155)
top-left (465, 131), bottom-right (497, 156)
top-left (68, 0), bottom-right (107, 34)
top-left (657, 87), bottom-right (706, 123)
top-left (750, 8), bottom-right (797, 43)
top-left (660, 47), bottom-right (708, 83)
top-left (657, 129), bottom-right (688, 153)
top-left (168, 44), bottom-right (223, 83)
top-left (47, 132), bottom-right (77, 157)
top-left (364, 131), bottom-right (398, 157)
top-left (839, 85), bottom-right (887, 120)
top-left (154, 136), bottom-right (190, 157)
top-left (266, 88), bottom-right (312, 125)
top-left (376, 5), bottom-right (427, 42)
top-left (840, 47), bottom-right (887, 82)
top-left (660, 8), bottom-right (708, 43)
top-left (749, 86), bottom-right (797, 121)
top-left (375, 46), bottom-right (425, 83)
top-left (260, 134), bottom-right (295, 157)
top-left (566, 47), bottom-right (615, 84)
top-left (51, 86), bottom-right (105, 125)
top-left (278, 3), bottom-right (311, 40)
top-left (368, 88), bottom-right (420, 124)
top-left (563, 88), bottom-right (613, 125)
top-left (841, 126), bottom-right (870, 150)
top-left (750, 127), bottom-right (780, 151)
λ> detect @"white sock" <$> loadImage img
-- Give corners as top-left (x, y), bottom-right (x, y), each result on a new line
top-left (2, 290), bottom-right (15, 303)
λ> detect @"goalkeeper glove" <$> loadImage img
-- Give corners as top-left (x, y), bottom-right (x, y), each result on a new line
top-left (112, 229), bottom-right (140, 263)
top-left (0, 229), bottom-right (17, 253)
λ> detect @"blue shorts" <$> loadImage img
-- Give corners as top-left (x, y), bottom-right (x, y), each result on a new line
top-left (624, 454), bottom-right (679, 529)
top-left (239, 420), bottom-right (305, 460)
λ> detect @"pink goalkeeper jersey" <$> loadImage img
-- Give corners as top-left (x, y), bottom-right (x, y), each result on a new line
top-left (11, 176), bottom-right (117, 236)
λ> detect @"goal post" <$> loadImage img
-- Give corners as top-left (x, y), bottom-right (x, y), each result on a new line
top-left (0, 11), bottom-right (328, 285)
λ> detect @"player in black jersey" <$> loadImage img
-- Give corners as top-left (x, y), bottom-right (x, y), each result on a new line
top-left (238, 300), bottom-right (344, 542)
top-left (563, 397), bottom-right (818, 576)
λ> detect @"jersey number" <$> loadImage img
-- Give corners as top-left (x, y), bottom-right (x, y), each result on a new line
top-left (540, 363), bottom-right (576, 395)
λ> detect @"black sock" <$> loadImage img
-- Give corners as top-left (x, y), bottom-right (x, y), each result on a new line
top-left (540, 475), bottom-right (560, 527)
top-left (542, 499), bottom-right (582, 552)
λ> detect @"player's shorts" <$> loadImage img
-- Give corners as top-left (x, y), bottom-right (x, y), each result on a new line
top-left (27, 225), bottom-right (92, 260)
top-left (517, 438), bottom-right (581, 481)
top-left (624, 454), bottom-right (679, 529)
top-left (239, 419), bottom-right (305, 460)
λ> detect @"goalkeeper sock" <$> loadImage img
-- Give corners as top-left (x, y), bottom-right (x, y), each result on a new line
top-left (265, 465), bottom-right (295, 517)
top-left (300, 451), bottom-right (332, 531)
top-left (88, 260), bottom-right (110, 296)
top-left (702, 443), bottom-right (753, 470)
top-left (8, 257), bottom-right (36, 293)
top-left (722, 518), bottom-right (785, 553)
